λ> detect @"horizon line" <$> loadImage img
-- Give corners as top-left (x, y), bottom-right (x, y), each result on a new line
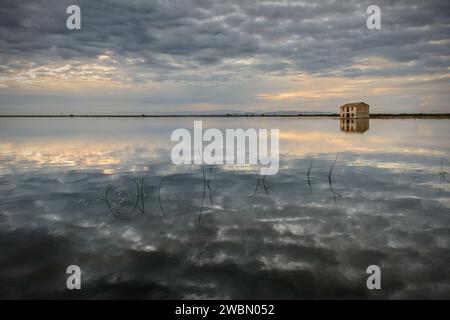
top-left (1, 113), bottom-right (450, 119)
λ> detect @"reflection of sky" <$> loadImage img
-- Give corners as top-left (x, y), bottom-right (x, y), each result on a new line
top-left (1, 118), bottom-right (449, 169)
top-left (0, 118), bottom-right (449, 299)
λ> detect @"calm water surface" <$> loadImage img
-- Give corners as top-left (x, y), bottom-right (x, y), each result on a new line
top-left (0, 118), bottom-right (449, 299)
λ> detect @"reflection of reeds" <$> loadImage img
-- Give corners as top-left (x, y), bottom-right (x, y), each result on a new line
top-left (328, 153), bottom-right (341, 205)
top-left (307, 159), bottom-right (314, 194)
top-left (139, 177), bottom-right (145, 214)
top-left (263, 176), bottom-right (270, 195)
top-left (103, 153), bottom-right (356, 221)
top-left (158, 176), bottom-right (166, 217)
top-left (251, 171), bottom-right (259, 197)
top-left (328, 153), bottom-right (339, 182)
top-left (105, 178), bottom-right (143, 220)
top-left (207, 166), bottom-right (213, 205)
top-left (440, 158), bottom-right (448, 181)
top-left (439, 158), bottom-right (449, 194)
top-left (199, 165), bottom-right (213, 223)
top-left (251, 170), bottom-right (270, 197)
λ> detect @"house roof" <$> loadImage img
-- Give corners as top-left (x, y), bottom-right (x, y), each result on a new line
top-left (340, 102), bottom-right (369, 109)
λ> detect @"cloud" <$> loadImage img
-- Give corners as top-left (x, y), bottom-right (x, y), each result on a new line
top-left (0, 0), bottom-right (449, 112)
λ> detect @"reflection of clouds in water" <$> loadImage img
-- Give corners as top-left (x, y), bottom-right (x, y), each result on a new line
top-left (0, 118), bottom-right (449, 298)
top-left (1, 152), bottom-right (449, 299)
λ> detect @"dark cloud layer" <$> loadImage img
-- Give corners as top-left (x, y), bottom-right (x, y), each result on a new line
top-left (0, 0), bottom-right (449, 81)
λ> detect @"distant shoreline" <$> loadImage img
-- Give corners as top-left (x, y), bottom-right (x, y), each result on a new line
top-left (0, 113), bottom-right (449, 119)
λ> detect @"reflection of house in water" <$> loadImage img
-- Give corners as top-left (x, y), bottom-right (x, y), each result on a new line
top-left (339, 102), bottom-right (370, 133)
top-left (340, 118), bottom-right (369, 133)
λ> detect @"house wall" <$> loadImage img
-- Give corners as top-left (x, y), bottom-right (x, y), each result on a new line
top-left (355, 106), bottom-right (369, 118)
top-left (340, 105), bottom-right (369, 118)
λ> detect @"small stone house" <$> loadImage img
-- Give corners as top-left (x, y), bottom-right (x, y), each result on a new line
top-left (340, 102), bottom-right (369, 118)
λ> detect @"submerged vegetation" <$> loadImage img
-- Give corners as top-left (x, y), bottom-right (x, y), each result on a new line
top-left (102, 155), bottom-right (449, 222)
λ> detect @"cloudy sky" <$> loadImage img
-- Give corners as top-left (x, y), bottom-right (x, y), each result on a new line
top-left (0, 0), bottom-right (449, 114)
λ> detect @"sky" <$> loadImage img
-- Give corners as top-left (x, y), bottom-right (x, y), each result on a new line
top-left (0, 0), bottom-right (449, 114)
